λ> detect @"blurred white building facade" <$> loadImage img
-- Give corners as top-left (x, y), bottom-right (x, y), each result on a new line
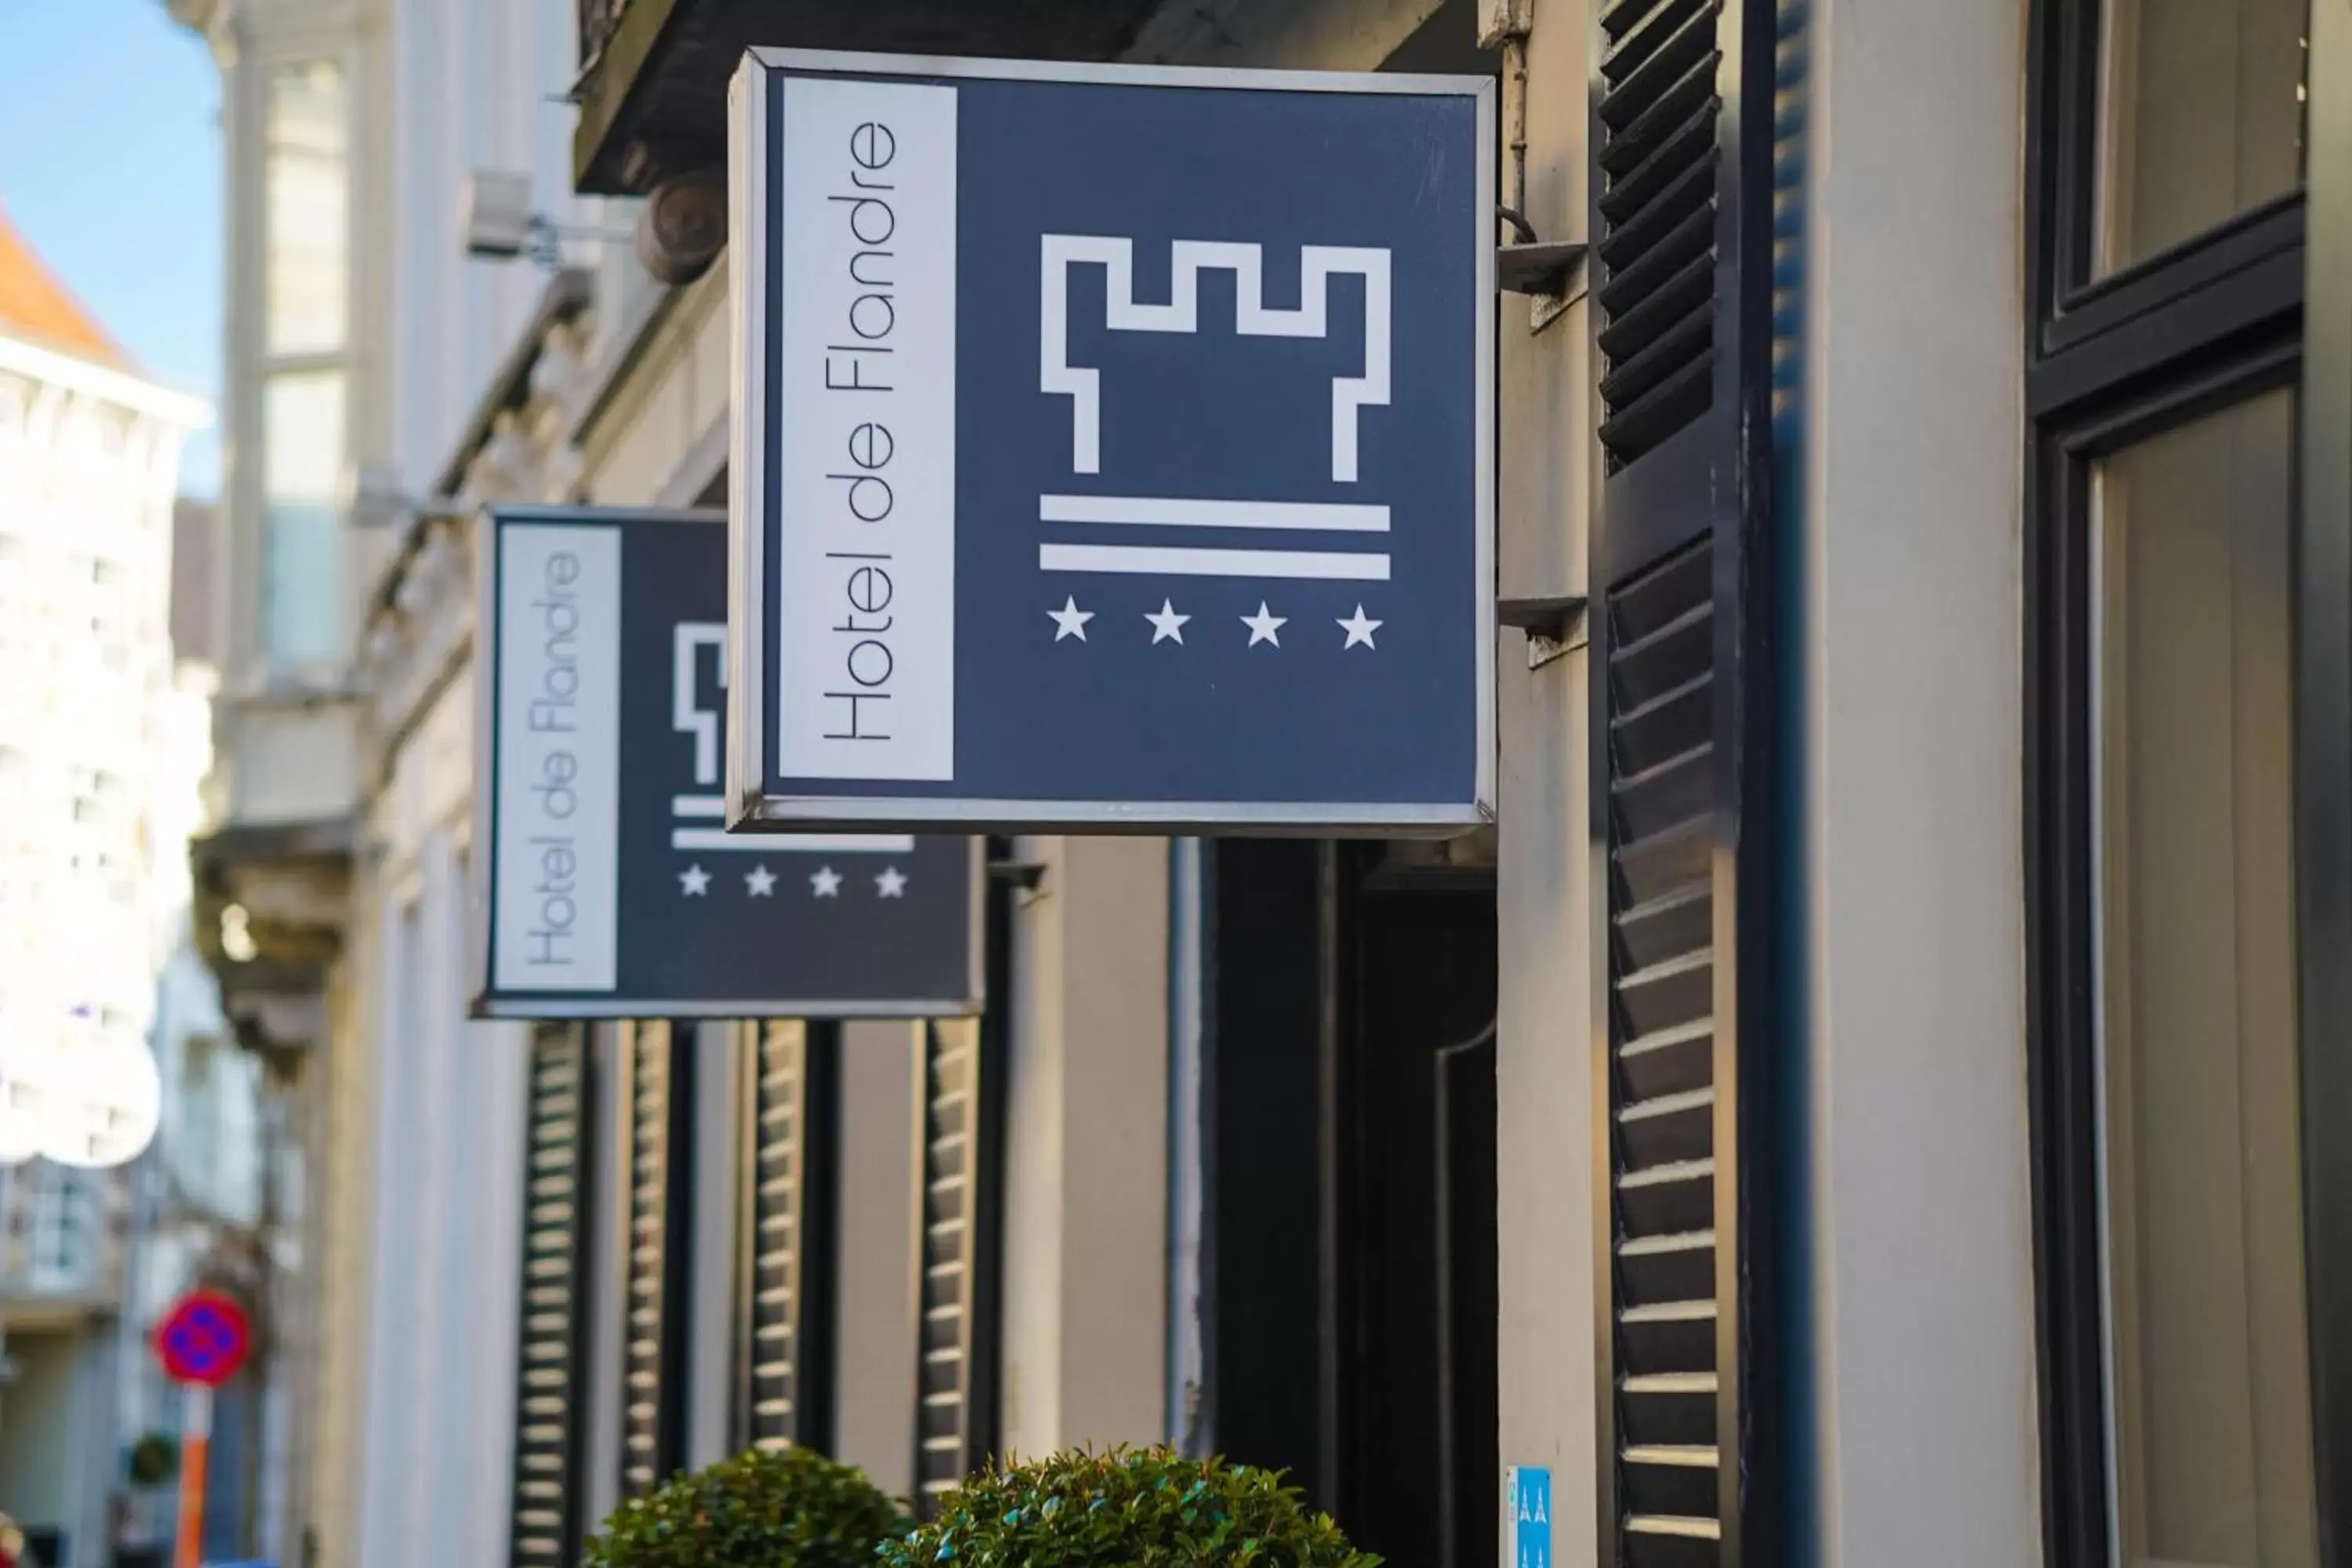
top-left (112, 568), bottom-right (292, 1568)
top-left (0, 213), bottom-right (207, 1568)
top-left (169, 1), bottom-right (592, 1564)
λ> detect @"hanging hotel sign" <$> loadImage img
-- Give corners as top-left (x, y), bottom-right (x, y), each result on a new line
top-left (726, 50), bottom-right (1495, 833)
top-left (471, 506), bottom-right (982, 1019)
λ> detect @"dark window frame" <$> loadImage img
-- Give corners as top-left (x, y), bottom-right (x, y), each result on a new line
top-left (2026, 0), bottom-right (2307, 367)
top-left (2025, 3), bottom-right (2352, 1566)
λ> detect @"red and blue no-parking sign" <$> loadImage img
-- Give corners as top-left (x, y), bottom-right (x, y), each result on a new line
top-left (154, 1290), bottom-right (251, 1388)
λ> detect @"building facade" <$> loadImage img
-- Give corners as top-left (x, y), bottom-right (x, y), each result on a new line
top-left (111, 499), bottom-right (296, 1568)
top-left (170, 0), bottom-right (600, 1563)
top-left (0, 213), bottom-right (209, 1568)
top-left (173, 0), bottom-right (2352, 1566)
top-left (546, 1), bottom-right (2351, 1565)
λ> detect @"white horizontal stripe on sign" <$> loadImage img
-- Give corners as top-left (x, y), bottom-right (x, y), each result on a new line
top-left (1038, 495), bottom-right (1390, 533)
top-left (670, 829), bottom-right (916, 855)
top-left (1038, 544), bottom-right (1392, 581)
top-left (672, 794), bottom-right (727, 819)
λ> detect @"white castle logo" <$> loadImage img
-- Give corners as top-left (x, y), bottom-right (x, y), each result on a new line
top-left (1034, 237), bottom-right (1396, 584)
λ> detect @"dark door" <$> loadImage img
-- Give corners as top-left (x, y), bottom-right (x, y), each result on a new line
top-left (1203, 840), bottom-right (1498, 1568)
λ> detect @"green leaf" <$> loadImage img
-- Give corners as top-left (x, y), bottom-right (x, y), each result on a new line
top-left (883, 1446), bottom-right (1374, 1567)
top-left (583, 1446), bottom-right (906, 1568)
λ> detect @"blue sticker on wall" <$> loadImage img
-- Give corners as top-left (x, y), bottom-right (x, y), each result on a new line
top-left (1508, 1465), bottom-right (1552, 1568)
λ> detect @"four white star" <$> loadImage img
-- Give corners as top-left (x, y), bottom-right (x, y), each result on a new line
top-left (1241, 601), bottom-right (1288, 648)
top-left (677, 596), bottom-right (1380, 912)
top-left (673, 861), bottom-right (916, 898)
top-left (681, 593), bottom-right (1388, 908)
top-left (1048, 597), bottom-right (1384, 648)
top-left (1144, 598), bottom-right (1191, 644)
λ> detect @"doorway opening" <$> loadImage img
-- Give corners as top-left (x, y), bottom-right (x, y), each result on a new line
top-left (1198, 839), bottom-right (1499, 1568)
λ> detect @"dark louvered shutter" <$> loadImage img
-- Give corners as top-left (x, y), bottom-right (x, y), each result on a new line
top-left (739, 1020), bottom-right (837, 1450)
top-left (507, 1025), bottom-right (593, 1568)
top-left (618, 1022), bottom-right (693, 1498)
top-left (913, 1018), bottom-right (984, 1512)
top-left (1589, 0), bottom-right (1781, 1563)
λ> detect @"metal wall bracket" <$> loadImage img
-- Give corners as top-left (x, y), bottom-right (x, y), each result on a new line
top-left (1497, 593), bottom-right (1589, 670)
top-left (1496, 207), bottom-right (1588, 335)
top-left (988, 855), bottom-right (1050, 908)
top-left (1497, 240), bottom-right (1586, 297)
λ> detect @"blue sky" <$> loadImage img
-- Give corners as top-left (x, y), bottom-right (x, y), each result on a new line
top-left (0, 0), bottom-right (222, 499)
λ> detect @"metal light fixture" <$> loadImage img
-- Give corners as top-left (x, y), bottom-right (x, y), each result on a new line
top-left (461, 169), bottom-right (633, 270)
top-left (338, 462), bottom-right (465, 532)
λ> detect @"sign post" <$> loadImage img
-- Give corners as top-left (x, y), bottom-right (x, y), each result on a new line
top-left (472, 506), bottom-right (982, 1018)
top-left (154, 1289), bottom-right (251, 1568)
top-left (727, 51), bottom-right (1495, 834)
top-left (172, 1388), bottom-right (210, 1568)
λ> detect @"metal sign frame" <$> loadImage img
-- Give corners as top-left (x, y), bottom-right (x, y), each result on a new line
top-left (725, 49), bottom-right (1497, 835)
top-left (469, 504), bottom-right (985, 1020)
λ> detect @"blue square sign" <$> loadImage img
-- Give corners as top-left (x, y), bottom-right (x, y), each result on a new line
top-left (1507, 1465), bottom-right (1552, 1568)
top-left (726, 50), bottom-right (1495, 833)
top-left (471, 506), bottom-right (982, 1018)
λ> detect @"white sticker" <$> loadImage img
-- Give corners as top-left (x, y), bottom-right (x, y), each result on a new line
top-left (775, 75), bottom-right (960, 781)
top-left (493, 525), bottom-right (621, 993)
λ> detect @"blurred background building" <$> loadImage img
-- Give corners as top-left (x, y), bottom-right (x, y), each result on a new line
top-left (24, 3), bottom-right (2339, 1568)
top-left (0, 209), bottom-right (209, 1568)
top-left (164, 2), bottom-right (593, 1565)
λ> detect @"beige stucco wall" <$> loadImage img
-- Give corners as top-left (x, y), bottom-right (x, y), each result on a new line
top-left (576, 262), bottom-right (731, 512)
top-left (1487, 13), bottom-right (1601, 1557)
top-left (831, 1021), bottom-right (921, 1498)
top-left (997, 837), bottom-right (1171, 1459)
top-left (1795, 0), bottom-right (2042, 1560)
top-left (300, 938), bottom-right (375, 1568)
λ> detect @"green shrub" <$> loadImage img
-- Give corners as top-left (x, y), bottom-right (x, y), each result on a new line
top-left (584, 1445), bottom-right (905, 1568)
top-left (126, 1432), bottom-right (178, 1486)
top-left (878, 1445), bottom-right (1381, 1567)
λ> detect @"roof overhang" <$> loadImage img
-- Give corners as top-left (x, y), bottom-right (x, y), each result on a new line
top-left (572, 0), bottom-right (1172, 194)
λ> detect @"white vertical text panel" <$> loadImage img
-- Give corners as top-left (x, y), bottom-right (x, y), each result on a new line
top-left (492, 524), bottom-right (621, 992)
top-left (775, 76), bottom-right (959, 782)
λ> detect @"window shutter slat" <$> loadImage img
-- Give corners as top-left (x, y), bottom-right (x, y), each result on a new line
top-left (506, 1025), bottom-right (592, 1568)
top-left (617, 1022), bottom-right (691, 1499)
top-left (1590, 0), bottom-right (1783, 1563)
top-left (740, 1020), bottom-right (837, 1451)
top-left (1594, 0), bottom-right (1729, 474)
top-left (913, 1020), bottom-right (982, 1512)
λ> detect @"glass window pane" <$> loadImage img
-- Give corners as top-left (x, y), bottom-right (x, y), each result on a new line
top-left (262, 371), bottom-right (344, 670)
top-left (266, 61), bottom-right (348, 356)
top-left (2092, 389), bottom-right (2318, 1567)
top-left (2096, 0), bottom-right (2305, 276)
